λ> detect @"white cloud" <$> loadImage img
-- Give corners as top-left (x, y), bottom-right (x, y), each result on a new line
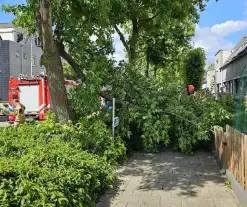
top-left (211, 20), bottom-right (247, 36)
top-left (193, 26), bottom-right (234, 53)
top-left (192, 20), bottom-right (247, 65)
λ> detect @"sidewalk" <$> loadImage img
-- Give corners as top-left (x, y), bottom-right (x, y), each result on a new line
top-left (97, 151), bottom-right (241, 207)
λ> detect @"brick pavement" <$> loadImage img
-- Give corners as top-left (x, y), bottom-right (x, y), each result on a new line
top-left (97, 151), bottom-right (242, 207)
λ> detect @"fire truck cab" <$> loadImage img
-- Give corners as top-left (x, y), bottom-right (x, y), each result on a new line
top-left (8, 74), bottom-right (78, 123)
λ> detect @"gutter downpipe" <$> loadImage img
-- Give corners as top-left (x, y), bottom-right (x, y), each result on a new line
top-left (20, 45), bottom-right (23, 74)
top-left (31, 38), bottom-right (33, 78)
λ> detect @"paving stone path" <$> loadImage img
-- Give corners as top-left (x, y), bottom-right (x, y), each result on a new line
top-left (97, 151), bottom-right (242, 207)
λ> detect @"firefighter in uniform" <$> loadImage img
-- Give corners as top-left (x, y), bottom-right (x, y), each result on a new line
top-left (12, 97), bottom-right (26, 127)
top-left (185, 84), bottom-right (199, 98)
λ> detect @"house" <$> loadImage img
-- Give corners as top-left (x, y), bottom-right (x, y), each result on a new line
top-left (215, 33), bottom-right (247, 96)
top-left (202, 65), bottom-right (216, 94)
top-left (0, 23), bottom-right (45, 101)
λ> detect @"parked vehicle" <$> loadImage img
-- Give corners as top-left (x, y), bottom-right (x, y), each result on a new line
top-left (8, 74), bottom-right (78, 123)
top-left (0, 102), bottom-right (8, 116)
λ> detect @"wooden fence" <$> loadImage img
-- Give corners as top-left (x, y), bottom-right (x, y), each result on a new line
top-left (214, 125), bottom-right (247, 192)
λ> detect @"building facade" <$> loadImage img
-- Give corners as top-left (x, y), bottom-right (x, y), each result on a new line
top-left (202, 67), bottom-right (216, 94)
top-left (215, 33), bottom-right (247, 96)
top-left (0, 23), bottom-right (44, 101)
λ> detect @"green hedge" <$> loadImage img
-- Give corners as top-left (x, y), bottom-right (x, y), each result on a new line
top-left (0, 115), bottom-right (126, 206)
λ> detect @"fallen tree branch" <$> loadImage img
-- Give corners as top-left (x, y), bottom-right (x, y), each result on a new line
top-left (114, 25), bottom-right (130, 56)
top-left (58, 44), bottom-right (86, 82)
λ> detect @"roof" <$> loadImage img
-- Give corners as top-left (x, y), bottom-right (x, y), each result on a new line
top-left (215, 49), bottom-right (223, 56)
top-left (0, 23), bottom-right (14, 29)
top-left (221, 33), bottom-right (247, 69)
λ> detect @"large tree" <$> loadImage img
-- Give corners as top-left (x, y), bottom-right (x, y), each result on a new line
top-left (3, 0), bottom-right (113, 123)
top-left (37, 0), bottom-right (71, 123)
top-left (110, 0), bottom-right (212, 66)
top-left (143, 19), bottom-right (195, 79)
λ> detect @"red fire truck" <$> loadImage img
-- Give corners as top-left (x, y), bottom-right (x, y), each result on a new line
top-left (8, 75), bottom-right (78, 123)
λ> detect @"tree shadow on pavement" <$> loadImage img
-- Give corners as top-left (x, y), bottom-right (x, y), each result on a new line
top-left (97, 151), bottom-right (237, 207)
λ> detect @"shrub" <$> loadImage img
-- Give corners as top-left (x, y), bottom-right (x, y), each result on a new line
top-left (167, 92), bottom-right (233, 154)
top-left (0, 117), bottom-right (126, 206)
top-left (218, 93), bottom-right (235, 113)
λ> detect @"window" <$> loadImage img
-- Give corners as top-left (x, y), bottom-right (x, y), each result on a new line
top-left (34, 36), bottom-right (41, 47)
top-left (16, 33), bottom-right (23, 43)
top-left (16, 51), bottom-right (20, 58)
top-left (235, 79), bottom-right (240, 95)
top-left (23, 53), bottom-right (27, 59)
top-left (32, 56), bottom-right (36, 66)
top-left (217, 84), bottom-right (220, 94)
top-left (229, 81), bottom-right (233, 94)
top-left (225, 82), bottom-right (229, 93)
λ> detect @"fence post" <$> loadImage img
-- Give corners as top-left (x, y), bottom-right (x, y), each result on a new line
top-left (241, 133), bottom-right (244, 188)
top-left (244, 135), bottom-right (247, 192)
top-left (226, 125), bottom-right (230, 169)
top-left (233, 128), bottom-right (236, 177)
top-left (214, 128), bottom-right (218, 158)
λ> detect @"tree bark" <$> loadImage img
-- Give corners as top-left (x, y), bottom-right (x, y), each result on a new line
top-left (129, 18), bottom-right (139, 66)
top-left (37, 0), bottom-right (72, 124)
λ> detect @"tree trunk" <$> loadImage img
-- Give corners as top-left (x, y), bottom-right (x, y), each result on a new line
top-left (115, 19), bottom-right (139, 66)
top-left (37, 0), bottom-right (72, 124)
top-left (129, 18), bottom-right (139, 66)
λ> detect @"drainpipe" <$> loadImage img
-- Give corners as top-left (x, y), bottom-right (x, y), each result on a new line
top-left (20, 45), bottom-right (23, 74)
top-left (221, 68), bottom-right (223, 92)
top-left (30, 38), bottom-right (32, 78)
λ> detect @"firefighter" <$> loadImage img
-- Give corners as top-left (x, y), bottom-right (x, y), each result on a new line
top-left (12, 96), bottom-right (26, 127)
top-left (185, 84), bottom-right (195, 95)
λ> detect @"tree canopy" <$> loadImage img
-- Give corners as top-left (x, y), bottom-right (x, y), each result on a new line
top-left (1, 0), bottom-right (226, 155)
top-left (183, 47), bottom-right (206, 90)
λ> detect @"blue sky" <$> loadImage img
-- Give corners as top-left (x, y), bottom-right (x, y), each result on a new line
top-left (0, 0), bottom-right (25, 21)
top-left (193, 0), bottom-right (247, 65)
top-left (1, 0), bottom-right (247, 65)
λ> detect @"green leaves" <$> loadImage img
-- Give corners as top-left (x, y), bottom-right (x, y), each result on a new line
top-left (2, 3), bottom-right (36, 35)
top-left (183, 48), bottom-right (206, 90)
top-left (0, 117), bottom-right (125, 206)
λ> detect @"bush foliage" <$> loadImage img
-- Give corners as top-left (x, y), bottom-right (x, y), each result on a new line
top-left (0, 115), bottom-right (126, 206)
